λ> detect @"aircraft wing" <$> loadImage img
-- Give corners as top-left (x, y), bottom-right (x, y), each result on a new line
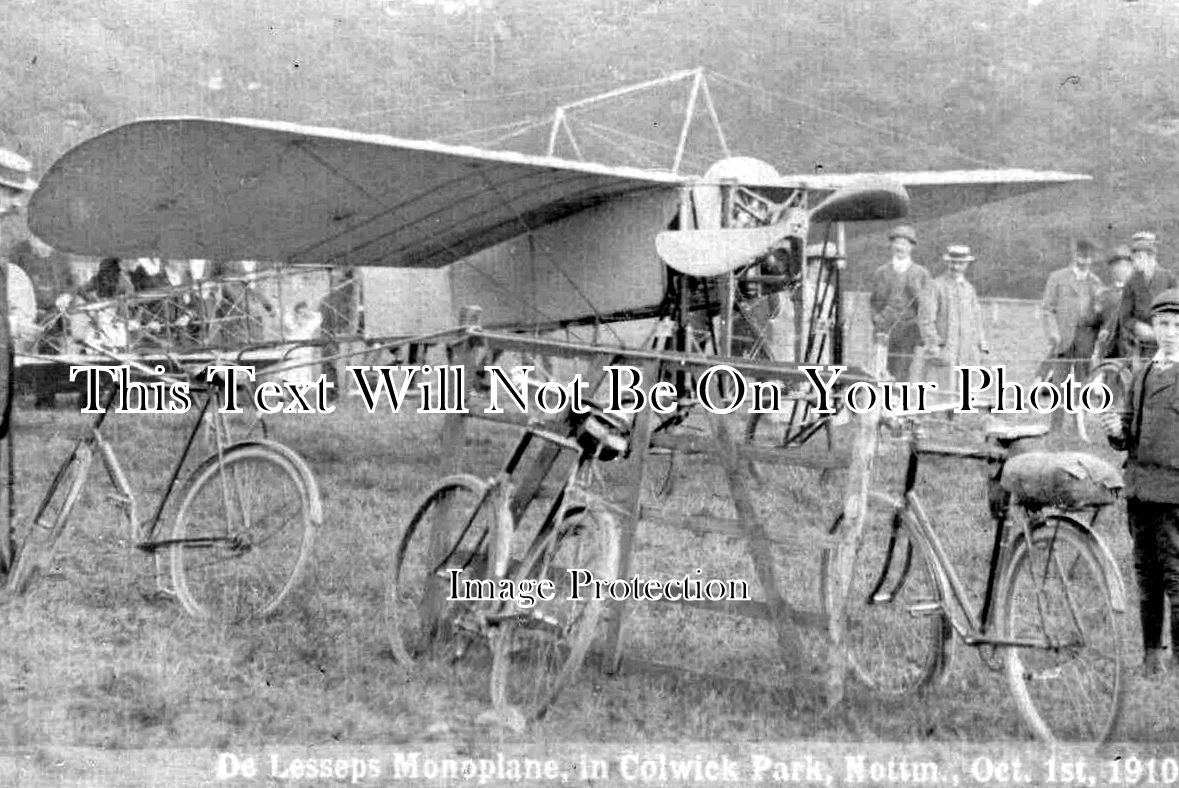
top-left (772, 169), bottom-right (1090, 221)
top-left (29, 117), bottom-right (687, 267)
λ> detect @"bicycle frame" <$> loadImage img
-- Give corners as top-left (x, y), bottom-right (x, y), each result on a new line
top-left (13, 373), bottom-right (249, 589)
top-left (433, 420), bottom-right (595, 591)
top-left (875, 426), bottom-right (1102, 650)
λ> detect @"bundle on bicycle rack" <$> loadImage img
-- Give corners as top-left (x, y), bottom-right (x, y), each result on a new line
top-left (1000, 451), bottom-right (1123, 511)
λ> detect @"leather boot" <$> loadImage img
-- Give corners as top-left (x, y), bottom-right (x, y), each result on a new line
top-left (1143, 648), bottom-right (1168, 678)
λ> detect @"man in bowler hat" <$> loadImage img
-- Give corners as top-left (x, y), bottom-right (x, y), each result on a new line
top-left (868, 224), bottom-right (936, 381)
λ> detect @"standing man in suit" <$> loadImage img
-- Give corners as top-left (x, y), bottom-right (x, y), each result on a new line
top-left (1121, 232), bottom-right (1176, 362)
top-left (868, 224), bottom-right (936, 382)
top-left (1041, 238), bottom-right (1103, 428)
top-left (0, 148), bottom-right (35, 572)
top-left (0, 149), bottom-right (36, 438)
top-left (927, 244), bottom-right (989, 391)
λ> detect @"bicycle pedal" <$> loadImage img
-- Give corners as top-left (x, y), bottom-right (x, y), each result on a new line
top-left (906, 601), bottom-right (943, 617)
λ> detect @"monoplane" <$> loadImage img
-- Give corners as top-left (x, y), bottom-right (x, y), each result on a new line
top-left (26, 70), bottom-right (1088, 441)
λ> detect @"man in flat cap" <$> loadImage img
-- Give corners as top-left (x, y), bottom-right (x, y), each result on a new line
top-left (926, 244), bottom-right (988, 391)
top-left (1093, 244), bottom-right (1134, 363)
top-left (0, 148), bottom-right (37, 438)
top-left (868, 225), bottom-right (936, 381)
top-left (1103, 288), bottom-right (1179, 675)
top-left (1122, 232), bottom-right (1176, 361)
top-left (1041, 238), bottom-right (1103, 429)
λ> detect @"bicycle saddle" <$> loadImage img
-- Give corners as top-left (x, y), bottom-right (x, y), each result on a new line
top-left (574, 403), bottom-right (631, 462)
top-left (984, 421), bottom-right (1049, 444)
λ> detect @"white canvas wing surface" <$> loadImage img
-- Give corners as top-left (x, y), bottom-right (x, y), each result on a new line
top-left (775, 169), bottom-right (1090, 221)
top-left (29, 117), bottom-right (686, 267)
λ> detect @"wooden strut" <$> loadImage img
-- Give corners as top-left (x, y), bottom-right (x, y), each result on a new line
top-left (431, 310), bottom-right (877, 706)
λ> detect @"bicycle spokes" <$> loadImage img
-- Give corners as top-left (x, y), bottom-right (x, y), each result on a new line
top-left (1000, 519), bottom-right (1126, 743)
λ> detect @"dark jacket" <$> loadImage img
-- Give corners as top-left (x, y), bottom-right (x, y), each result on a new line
top-left (868, 262), bottom-right (936, 347)
top-left (1121, 267), bottom-right (1177, 355)
top-left (1090, 284), bottom-right (1126, 360)
top-left (1109, 361), bottom-right (1179, 502)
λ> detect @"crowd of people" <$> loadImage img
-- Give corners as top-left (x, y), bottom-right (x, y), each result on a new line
top-left (0, 147), bottom-right (329, 408)
top-left (869, 222), bottom-right (1179, 679)
top-left (868, 225), bottom-right (1173, 407)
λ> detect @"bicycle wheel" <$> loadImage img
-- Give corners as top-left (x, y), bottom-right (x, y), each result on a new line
top-left (6, 447), bottom-right (91, 595)
top-left (385, 474), bottom-right (494, 665)
top-left (999, 515), bottom-right (1127, 743)
top-left (170, 442), bottom-right (318, 621)
top-left (819, 491), bottom-right (951, 695)
top-left (1078, 361), bottom-right (1130, 444)
top-left (489, 503), bottom-right (621, 720)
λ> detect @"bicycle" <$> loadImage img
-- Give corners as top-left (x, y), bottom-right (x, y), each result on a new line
top-left (819, 406), bottom-right (1129, 744)
top-left (3, 360), bottom-right (319, 622)
top-left (385, 402), bottom-right (625, 721)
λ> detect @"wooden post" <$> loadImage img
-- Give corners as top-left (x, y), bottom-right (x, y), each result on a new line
top-left (603, 358), bottom-right (658, 674)
top-left (709, 406), bottom-right (809, 673)
top-left (825, 403), bottom-right (880, 706)
top-left (719, 181), bottom-right (736, 358)
top-left (421, 306), bottom-right (483, 635)
top-left (439, 306), bottom-right (482, 473)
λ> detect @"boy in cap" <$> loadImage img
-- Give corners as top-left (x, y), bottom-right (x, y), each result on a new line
top-left (868, 224), bottom-right (936, 381)
top-left (1121, 232), bottom-right (1176, 361)
top-left (1103, 288), bottom-right (1179, 675)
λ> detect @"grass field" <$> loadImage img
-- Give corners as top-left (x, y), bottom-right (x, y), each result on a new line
top-left (1, 303), bottom-right (1177, 781)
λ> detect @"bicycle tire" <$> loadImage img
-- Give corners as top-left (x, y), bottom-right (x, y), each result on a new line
top-left (488, 503), bottom-right (621, 720)
top-left (6, 448), bottom-right (91, 595)
top-left (819, 491), bottom-right (952, 695)
top-left (385, 474), bottom-right (494, 665)
top-left (1078, 361), bottom-right (1131, 445)
top-left (170, 441), bottom-right (318, 621)
top-left (999, 515), bottom-right (1128, 744)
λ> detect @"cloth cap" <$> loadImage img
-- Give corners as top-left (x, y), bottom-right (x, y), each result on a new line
top-left (1131, 237), bottom-right (1158, 253)
top-left (1107, 245), bottom-right (1132, 264)
top-left (1150, 288), bottom-right (1179, 316)
top-left (0, 148), bottom-right (36, 192)
top-left (1074, 238), bottom-right (1096, 256)
top-left (943, 244), bottom-right (975, 263)
top-left (888, 225), bottom-right (917, 245)
top-left (1132, 231), bottom-right (1157, 244)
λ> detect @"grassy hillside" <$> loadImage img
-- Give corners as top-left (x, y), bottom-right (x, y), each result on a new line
top-left (3, 0), bottom-right (1179, 297)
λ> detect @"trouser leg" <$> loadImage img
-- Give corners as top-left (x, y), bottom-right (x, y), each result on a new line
top-left (1048, 357), bottom-right (1069, 430)
top-left (1152, 504), bottom-right (1179, 653)
top-left (887, 325), bottom-right (920, 383)
top-left (1127, 499), bottom-right (1169, 651)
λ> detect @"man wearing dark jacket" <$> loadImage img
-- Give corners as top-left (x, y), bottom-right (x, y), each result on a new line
top-left (1121, 233), bottom-right (1176, 361)
top-left (868, 224), bottom-right (936, 382)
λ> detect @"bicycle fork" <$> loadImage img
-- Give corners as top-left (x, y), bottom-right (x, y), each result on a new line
top-left (92, 430), bottom-right (175, 599)
top-left (448, 481), bottom-right (519, 661)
